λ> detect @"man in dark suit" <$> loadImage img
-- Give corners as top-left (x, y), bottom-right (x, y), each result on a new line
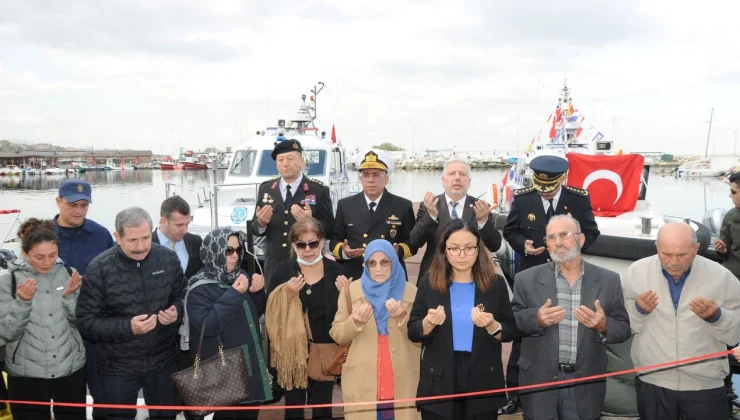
top-left (152, 195), bottom-right (203, 399)
top-left (250, 139), bottom-right (334, 285)
top-left (500, 155), bottom-right (601, 414)
top-left (330, 150), bottom-right (415, 281)
top-left (409, 158), bottom-right (502, 281)
top-left (511, 214), bottom-right (630, 420)
top-left (152, 195), bottom-right (203, 280)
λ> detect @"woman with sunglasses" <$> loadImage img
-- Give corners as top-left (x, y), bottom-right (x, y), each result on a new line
top-left (184, 227), bottom-right (271, 419)
top-left (266, 217), bottom-right (350, 419)
top-left (330, 239), bottom-right (421, 420)
top-left (408, 219), bottom-right (518, 419)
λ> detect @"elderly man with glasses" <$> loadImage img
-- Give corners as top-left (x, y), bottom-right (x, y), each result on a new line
top-left (511, 214), bottom-right (631, 420)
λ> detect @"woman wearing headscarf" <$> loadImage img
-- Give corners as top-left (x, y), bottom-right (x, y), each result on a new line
top-left (184, 228), bottom-right (272, 419)
top-left (408, 219), bottom-right (518, 419)
top-left (330, 239), bottom-right (421, 420)
top-left (266, 217), bottom-right (350, 420)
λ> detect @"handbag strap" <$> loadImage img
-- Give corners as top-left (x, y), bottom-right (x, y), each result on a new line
top-left (193, 320), bottom-right (225, 378)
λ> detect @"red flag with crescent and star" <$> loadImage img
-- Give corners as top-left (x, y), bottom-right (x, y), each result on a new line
top-left (565, 153), bottom-right (645, 217)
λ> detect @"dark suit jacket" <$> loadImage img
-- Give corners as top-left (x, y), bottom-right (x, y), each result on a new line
top-left (409, 194), bottom-right (502, 281)
top-left (249, 175), bottom-right (334, 282)
top-left (330, 189), bottom-right (415, 281)
top-left (152, 230), bottom-right (203, 280)
top-left (511, 261), bottom-right (631, 420)
top-left (408, 275), bottom-right (517, 418)
top-left (504, 186), bottom-right (600, 271)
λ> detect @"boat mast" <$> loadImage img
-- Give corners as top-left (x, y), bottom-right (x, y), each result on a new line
top-left (704, 107), bottom-right (714, 158)
top-left (309, 82), bottom-right (325, 129)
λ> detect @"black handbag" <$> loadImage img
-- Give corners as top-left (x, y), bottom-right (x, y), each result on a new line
top-left (171, 321), bottom-right (251, 419)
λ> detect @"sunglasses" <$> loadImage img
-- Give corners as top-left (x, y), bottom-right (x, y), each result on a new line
top-left (225, 246), bottom-right (241, 257)
top-left (732, 189), bottom-right (738, 195)
top-left (367, 259), bottom-right (391, 269)
top-left (294, 240), bottom-right (321, 250)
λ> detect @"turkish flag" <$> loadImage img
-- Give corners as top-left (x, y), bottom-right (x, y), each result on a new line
top-left (565, 153), bottom-right (645, 217)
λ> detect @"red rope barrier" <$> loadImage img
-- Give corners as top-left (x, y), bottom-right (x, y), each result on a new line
top-left (0, 349), bottom-right (732, 411)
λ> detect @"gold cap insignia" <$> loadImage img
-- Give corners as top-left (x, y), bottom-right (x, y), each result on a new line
top-left (77, 184), bottom-right (84, 192)
top-left (292, 142), bottom-right (298, 149)
top-left (365, 152), bottom-right (377, 162)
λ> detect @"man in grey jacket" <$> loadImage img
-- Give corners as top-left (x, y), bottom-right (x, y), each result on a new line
top-left (512, 215), bottom-right (631, 420)
top-left (624, 222), bottom-right (740, 420)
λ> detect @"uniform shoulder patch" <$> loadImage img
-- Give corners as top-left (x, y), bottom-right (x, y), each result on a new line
top-left (260, 177), bottom-right (279, 186)
top-left (564, 185), bottom-right (589, 196)
top-left (513, 186), bottom-right (534, 196)
top-left (308, 178), bottom-right (326, 187)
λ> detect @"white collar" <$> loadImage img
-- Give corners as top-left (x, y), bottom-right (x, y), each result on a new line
top-left (444, 194), bottom-right (466, 208)
top-left (280, 175), bottom-right (304, 192)
top-left (365, 191), bottom-right (384, 208)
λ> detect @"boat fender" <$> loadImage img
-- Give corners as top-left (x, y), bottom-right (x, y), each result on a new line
top-left (490, 183), bottom-right (499, 208)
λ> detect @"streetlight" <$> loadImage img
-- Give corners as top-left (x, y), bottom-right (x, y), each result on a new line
top-left (170, 128), bottom-right (181, 159)
top-left (235, 125), bottom-right (242, 143)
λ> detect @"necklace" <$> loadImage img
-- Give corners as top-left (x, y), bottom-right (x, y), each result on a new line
top-left (305, 284), bottom-right (313, 296)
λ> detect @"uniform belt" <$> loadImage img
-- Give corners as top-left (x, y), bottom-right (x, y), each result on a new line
top-left (558, 363), bottom-right (576, 373)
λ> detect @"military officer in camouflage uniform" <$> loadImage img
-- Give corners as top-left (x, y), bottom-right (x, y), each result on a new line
top-left (499, 154), bottom-right (600, 415)
top-left (251, 139), bottom-right (334, 285)
top-left (330, 150), bottom-right (416, 281)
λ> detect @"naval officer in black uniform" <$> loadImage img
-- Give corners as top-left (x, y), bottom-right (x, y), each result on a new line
top-left (330, 150), bottom-right (416, 281)
top-left (251, 139), bottom-right (334, 285)
top-left (498, 154), bottom-right (600, 415)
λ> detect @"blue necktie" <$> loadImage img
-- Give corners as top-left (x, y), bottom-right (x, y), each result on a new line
top-left (450, 201), bottom-right (459, 220)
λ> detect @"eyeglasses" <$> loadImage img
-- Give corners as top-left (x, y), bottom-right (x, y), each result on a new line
top-left (446, 246), bottom-right (478, 256)
top-left (294, 240), bottom-right (321, 250)
top-left (225, 246), bottom-right (241, 256)
top-left (732, 189), bottom-right (738, 195)
top-left (543, 231), bottom-right (580, 243)
top-left (367, 259), bottom-right (391, 269)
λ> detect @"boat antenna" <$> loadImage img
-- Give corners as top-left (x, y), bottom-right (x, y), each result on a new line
top-left (704, 107), bottom-right (714, 158)
top-left (309, 82), bottom-right (325, 129)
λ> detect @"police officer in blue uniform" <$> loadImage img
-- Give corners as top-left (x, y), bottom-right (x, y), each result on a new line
top-left (499, 154), bottom-right (600, 415)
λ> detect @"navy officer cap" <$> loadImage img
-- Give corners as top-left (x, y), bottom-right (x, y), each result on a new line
top-left (59, 179), bottom-right (92, 203)
top-left (271, 139), bottom-right (303, 160)
top-left (530, 155), bottom-right (569, 193)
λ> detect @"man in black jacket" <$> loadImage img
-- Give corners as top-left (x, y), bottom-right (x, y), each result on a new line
top-left (409, 158), bottom-right (502, 281)
top-left (76, 207), bottom-right (186, 420)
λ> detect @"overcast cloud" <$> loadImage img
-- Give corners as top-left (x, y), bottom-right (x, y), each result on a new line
top-left (1, 0), bottom-right (738, 155)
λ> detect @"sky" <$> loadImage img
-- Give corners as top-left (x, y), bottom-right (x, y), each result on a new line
top-left (1, 0), bottom-right (739, 156)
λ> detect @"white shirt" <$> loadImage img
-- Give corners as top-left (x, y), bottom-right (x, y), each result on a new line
top-left (430, 194), bottom-right (486, 229)
top-left (364, 192), bottom-right (384, 211)
top-left (541, 187), bottom-right (563, 214)
top-left (280, 175), bottom-right (304, 203)
top-left (156, 228), bottom-right (188, 274)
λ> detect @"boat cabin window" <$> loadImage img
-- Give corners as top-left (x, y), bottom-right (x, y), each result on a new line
top-left (330, 148), bottom-right (343, 175)
top-left (229, 149), bottom-right (257, 176)
top-left (257, 149), bottom-right (327, 177)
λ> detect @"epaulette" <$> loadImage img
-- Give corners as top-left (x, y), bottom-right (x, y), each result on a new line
top-left (564, 185), bottom-right (589, 196)
top-left (260, 177), bottom-right (279, 186)
top-left (308, 178), bottom-right (326, 187)
top-left (513, 186), bottom-right (535, 196)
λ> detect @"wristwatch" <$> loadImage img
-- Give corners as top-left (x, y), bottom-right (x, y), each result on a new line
top-left (488, 322), bottom-right (502, 336)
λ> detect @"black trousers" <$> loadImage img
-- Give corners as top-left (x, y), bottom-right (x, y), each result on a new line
top-left (0, 361), bottom-right (8, 411)
top-left (7, 367), bottom-right (87, 420)
top-left (635, 377), bottom-right (728, 420)
top-left (420, 352), bottom-right (498, 420)
top-left (505, 337), bottom-right (521, 398)
top-left (284, 378), bottom-right (334, 419)
top-left (102, 365), bottom-right (177, 420)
